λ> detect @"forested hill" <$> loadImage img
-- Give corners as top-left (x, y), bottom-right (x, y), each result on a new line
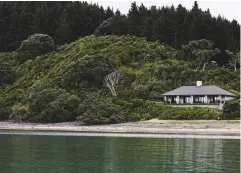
top-left (0, 1), bottom-right (240, 65)
top-left (0, 1), bottom-right (240, 124)
top-left (0, 35), bottom-right (239, 123)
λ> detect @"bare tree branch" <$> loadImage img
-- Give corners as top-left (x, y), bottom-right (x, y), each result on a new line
top-left (103, 70), bottom-right (124, 97)
top-left (225, 50), bottom-right (240, 71)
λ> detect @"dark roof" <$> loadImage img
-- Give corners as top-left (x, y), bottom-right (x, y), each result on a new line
top-left (162, 86), bottom-right (236, 96)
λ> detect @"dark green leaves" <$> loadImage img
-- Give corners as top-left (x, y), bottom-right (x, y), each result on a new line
top-left (11, 88), bottom-right (80, 123)
top-left (16, 34), bottom-right (56, 63)
top-left (223, 99), bottom-right (240, 119)
top-left (62, 55), bottom-right (115, 88)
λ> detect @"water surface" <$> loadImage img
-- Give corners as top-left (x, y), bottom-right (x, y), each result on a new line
top-left (0, 131), bottom-right (239, 173)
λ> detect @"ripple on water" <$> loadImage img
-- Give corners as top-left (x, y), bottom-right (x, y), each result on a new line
top-left (0, 131), bottom-right (239, 139)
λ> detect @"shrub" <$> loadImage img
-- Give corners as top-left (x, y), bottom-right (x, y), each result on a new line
top-left (150, 104), bottom-right (221, 120)
top-left (77, 93), bottom-right (125, 125)
top-left (35, 93), bottom-right (80, 122)
top-left (62, 55), bottom-right (115, 88)
top-left (0, 107), bottom-right (11, 121)
top-left (124, 99), bottom-right (156, 121)
top-left (222, 99), bottom-right (240, 119)
top-left (9, 103), bottom-right (29, 122)
top-left (0, 52), bottom-right (18, 86)
top-left (12, 88), bottom-right (80, 123)
top-left (0, 97), bottom-right (12, 120)
top-left (16, 33), bottom-right (56, 63)
top-left (0, 62), bottom-right (16, 86)
top-left (76, 95), bottom-right (155, 125)
top-left (94, 17), bottom-right (112, 36)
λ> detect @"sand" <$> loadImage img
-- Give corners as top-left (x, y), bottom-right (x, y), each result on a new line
top-left (0, 120), bottom-right (239, 135)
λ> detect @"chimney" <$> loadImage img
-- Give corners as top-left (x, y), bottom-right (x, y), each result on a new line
top-left (196, 81), bottom-right (202, 87)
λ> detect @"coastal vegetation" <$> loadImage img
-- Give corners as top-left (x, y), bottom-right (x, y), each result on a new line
top-left (222, 99), bottom-right (240, 119)
top-left (0, 1), bottom-right (239, 124)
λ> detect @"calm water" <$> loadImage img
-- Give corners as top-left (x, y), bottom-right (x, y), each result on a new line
top-left (0, 131), bottom-right (240, 173)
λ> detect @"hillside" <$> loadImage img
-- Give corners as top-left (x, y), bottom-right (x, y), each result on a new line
top-left (0, 35), bottom-right (239, 124)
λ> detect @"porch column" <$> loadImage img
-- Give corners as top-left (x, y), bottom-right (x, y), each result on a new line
top-left (218, 95), bottom-right (222, 103)
top-left (176, 96), bottom-right (179, 104)
top-left (164, 96), bottom-right (167, 102)
top-left (190, 95), bottom-right (194, 104)
top-left (204, 95), bottom-right (208, 103)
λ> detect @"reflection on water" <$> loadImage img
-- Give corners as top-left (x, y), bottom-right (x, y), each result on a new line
top-left (0, 132), bottom-right (239, 173)
top-left (0, 131), bottom-right (239, 139)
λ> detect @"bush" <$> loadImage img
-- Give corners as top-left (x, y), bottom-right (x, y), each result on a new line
top-left (0, 107), bottom-right (11, 120)
top-left (0, 53), bottom-right (17, 86)
top-left (16, 33), bottom-right (56, 63)
top-left (150, 104), bottom-right (221, 120)
top-left (94, 17), bottom-right (112, 36)
top-left (123, 99), bottom-right (156, 121)
top-left (222, 99), bottom-right (240, 119)
top-left (77, 93), bottom-right (125, 125)
top-left (9, 103), bottom-right (29, 122)
top-left (11, 88), bottom-right (80, 123)
top-left (0, 97), bottom-right (12, 120)
top-left (76, 94), bottom-right (155, 125)
top-left (62, 55), bottom-right (115, 88)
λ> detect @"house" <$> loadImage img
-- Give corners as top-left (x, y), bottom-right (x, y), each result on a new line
top-left (162, 81), bottom-right (236, 104)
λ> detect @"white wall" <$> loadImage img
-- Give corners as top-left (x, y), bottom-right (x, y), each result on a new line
top-left (224, 96), bottom-right (235, 101)
top-left (165, 95), bottom-right (235, 104)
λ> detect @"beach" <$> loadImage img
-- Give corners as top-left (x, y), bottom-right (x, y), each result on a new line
top-left (0, 119), bottom-right (239, 135)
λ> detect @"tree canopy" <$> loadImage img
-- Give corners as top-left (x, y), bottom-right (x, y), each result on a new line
top-left (0, 1), bottom-right (239, 66)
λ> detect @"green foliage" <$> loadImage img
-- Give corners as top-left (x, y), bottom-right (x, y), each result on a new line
top-left (0, 1), bottom-right (239, 66)
top-left (222, 99), bottom-right (240, 119)
top-left (0, 62), bottom-right (16, 86)
top-left (77, 94), bottom-right (155, 125)
top-left (94, 15), bottom-right (129, 36)
top-left (9, 103), bottom-right (29, 122)
top-left (95, 2), bottom-right (240, 66)
top-left (0, 1), bottom-right (239, 124)
top-left (0, 35), bottom-right (239, 123)
top-left (77, 93), bottom-right (125, 125)
top-left (10, 88), bottom-right (80, 123)
top-left (94, 17), bottom-right (113, 36)
top-left (16, 34), bottom-right (56, 63)
top-left (181, 39), bottom-right (220, 71)
top-left (225, 50), bottom-right (240, 62)
top-left (62, 55), bottom-right (115, 88)
top-left (0, 52), bottom-right (18, 86)
top-left (0, 1), bottom-right (113, 51)
top-left (0, 97), bottom-right (12, 120)
top-left (181, 39), bottom-right (214, 51)
top-left (151, 104), bottom-right (221, 120)
top-left (225, 50), bottom-right (240, 71)
top-left (134, 59), bottom-right (239, 99)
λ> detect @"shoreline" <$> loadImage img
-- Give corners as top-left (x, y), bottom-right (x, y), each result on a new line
top-left (0, 120), bottom-right (240, 136)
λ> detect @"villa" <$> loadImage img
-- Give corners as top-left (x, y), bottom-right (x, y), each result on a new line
top-left (162, 81), bottom-right (236, 104)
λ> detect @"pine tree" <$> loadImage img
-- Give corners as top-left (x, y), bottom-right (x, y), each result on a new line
top-left (128, 2), bottom-right (141, 35)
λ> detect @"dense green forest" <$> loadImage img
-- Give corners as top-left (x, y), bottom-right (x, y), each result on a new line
top-left (0, 1), bottom-right (239, 65)
top-left (0, 1), bottom-right (240, 124)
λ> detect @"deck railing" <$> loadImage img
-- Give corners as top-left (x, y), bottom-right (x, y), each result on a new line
top-left (164, 101), bottom-right (223, 105)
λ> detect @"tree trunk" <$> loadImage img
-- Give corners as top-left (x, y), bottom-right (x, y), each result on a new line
top-left (202, 62), bottom-right (208, 71)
